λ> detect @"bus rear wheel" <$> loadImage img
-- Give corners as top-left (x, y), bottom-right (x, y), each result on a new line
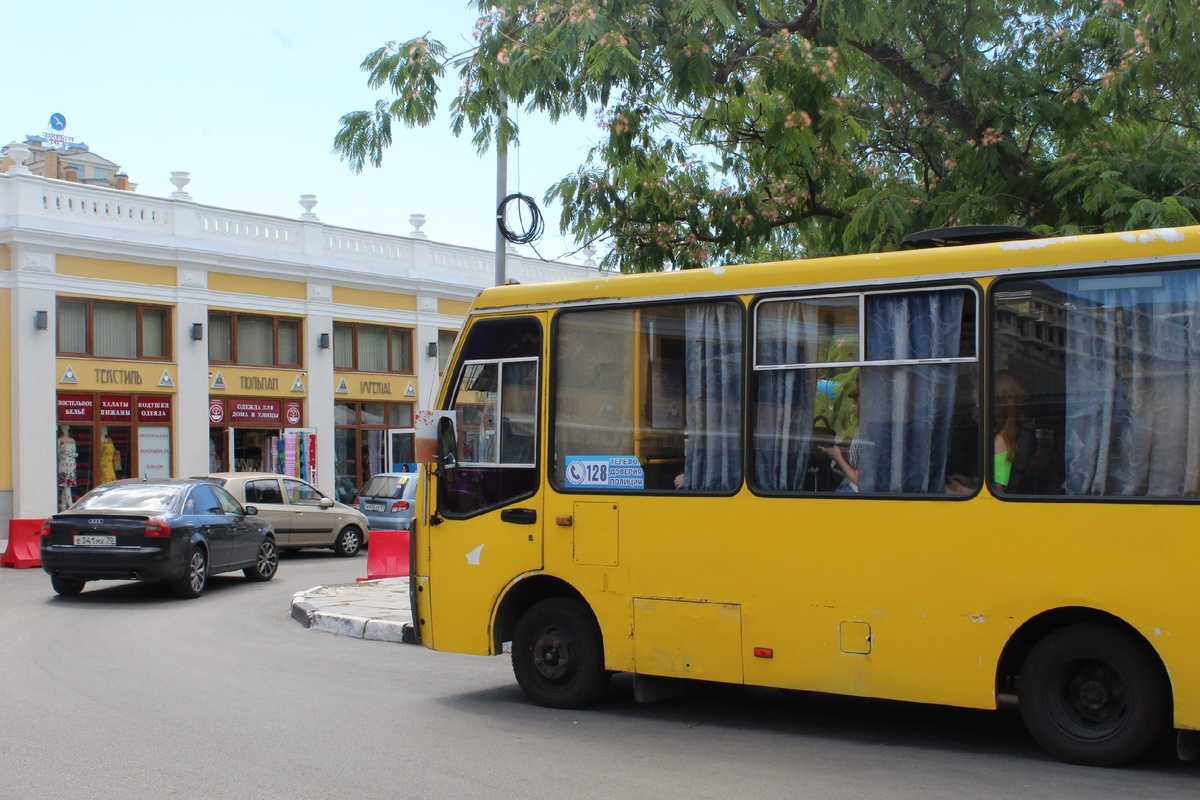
top-left (512, 597), bottom-right (609, 709)
top-left (1019, 623), bottom-right (1170, 766)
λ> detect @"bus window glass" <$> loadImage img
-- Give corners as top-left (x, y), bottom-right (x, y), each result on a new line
top-left (440, 317), bottom-right (541, 516)
top-left (753, 287), bottom-right (978, 495)
top-left (993, 266), bottom-right (1200, 498)
top-left (757, 295), bottom-right (859, 366)
top-left (553, 301), bottom-right (743, 493)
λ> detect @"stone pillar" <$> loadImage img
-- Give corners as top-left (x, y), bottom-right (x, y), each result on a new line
top-left (306, 284), bottom-right (336, 496)
top-left (175, 270), bottom-right (211, 477)
top-left (10, 246), bottom-right (60, 519)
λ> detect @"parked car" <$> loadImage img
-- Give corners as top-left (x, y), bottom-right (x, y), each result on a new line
top-left (199, 472), bottom-right (370, 556)
top-left (354, 472), bottom-right (418, 531)
top-left (41, 478), bottom-right (278, 599)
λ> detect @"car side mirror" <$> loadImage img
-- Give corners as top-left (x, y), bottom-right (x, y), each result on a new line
top-left (244, 505), bottom-right (258, 516)
top-left (320, 497), bottom-right (334, 508)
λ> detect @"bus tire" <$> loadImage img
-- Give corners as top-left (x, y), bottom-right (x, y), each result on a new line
top-left (512, 597), bottom-right (610, 709)
top-left (1019, 623), bottom-right (1170, 766)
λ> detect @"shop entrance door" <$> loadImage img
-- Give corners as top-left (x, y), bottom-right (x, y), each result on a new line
top-left (387, 428), bottom-right (415, 473)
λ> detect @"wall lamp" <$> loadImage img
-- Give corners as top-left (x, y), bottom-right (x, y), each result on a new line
top-left (317, 332), bottom-right (330, 350)
top-left (34, 310), bottom-right (49, 331)
top-left (426, 342), bottom-right (438, 357)
top-left (190, 323), bottom-right (204, 341)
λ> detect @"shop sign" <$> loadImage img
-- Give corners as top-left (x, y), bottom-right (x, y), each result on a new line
top-left (228, 398), bottom-right (282, 424)
top-left (138, 396), bottom-right (172, 423)
top-left (99, 395), bottom-right (133, 422)
top-left (57, 394), bottom-right (94, 421)
top-left (284, 401), bottom-right (302, 426)
top-left (209, 398), bottom-right (225, 424)
top-left (137, 426), bottom-right (172, 478)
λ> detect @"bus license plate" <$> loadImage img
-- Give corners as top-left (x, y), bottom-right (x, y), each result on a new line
top-left (74, 535), bottom-right (116, 546)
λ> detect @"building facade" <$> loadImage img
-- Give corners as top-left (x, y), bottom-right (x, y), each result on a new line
top-left (0, 140), bottom-right (597, 527)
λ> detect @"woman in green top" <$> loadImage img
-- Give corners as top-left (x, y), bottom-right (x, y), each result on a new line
top-left (993, 371), bottom-right (1026, 490)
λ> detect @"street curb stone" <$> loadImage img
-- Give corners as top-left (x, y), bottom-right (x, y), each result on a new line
top-left (290, 578), bottom-right (414, 644)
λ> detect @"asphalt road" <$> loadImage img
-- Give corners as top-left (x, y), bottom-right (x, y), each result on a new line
top-left (1, 551), bottom-right (1196, 799)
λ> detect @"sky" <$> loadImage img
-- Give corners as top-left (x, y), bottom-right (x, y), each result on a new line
top-left (2, 1), bottom-right (602, 264)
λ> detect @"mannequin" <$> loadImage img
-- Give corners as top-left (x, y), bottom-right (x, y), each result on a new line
top-left (99, 427), bottom-right (119, 484)
top-left (57, 426), bottom-right (78, 510)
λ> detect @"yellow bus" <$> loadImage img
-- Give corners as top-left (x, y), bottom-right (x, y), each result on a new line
top-left (413, 224), bottom-right (1200, 766)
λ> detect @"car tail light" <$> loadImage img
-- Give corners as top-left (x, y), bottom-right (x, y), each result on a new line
top-left (353, 498), bottom-right (360, 508)
top-left (144, 518), bottom-right (172, 538)
top-left (41, 519), bottom-right (51, 537)
top-left (390, 500), bottom-right (410, 512)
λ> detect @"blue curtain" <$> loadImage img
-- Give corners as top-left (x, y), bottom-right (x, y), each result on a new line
top-left (754, 302), bottom-right (815, 490)
top-left (1065, 270), bottom-right (1200, 496)
top-left (858, 292), bottom-right (963, 493)
top-left (681, 303), bottom-right (743, 491)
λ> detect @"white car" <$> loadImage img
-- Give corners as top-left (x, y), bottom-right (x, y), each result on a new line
top-left (199, 472), bottom-right (370, 557)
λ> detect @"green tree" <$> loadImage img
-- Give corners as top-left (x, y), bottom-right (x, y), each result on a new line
top-left (335, 0), bottom-right (1200, 272)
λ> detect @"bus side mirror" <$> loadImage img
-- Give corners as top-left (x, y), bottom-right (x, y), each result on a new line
top-left (437, 416), bottom-right (458, 483)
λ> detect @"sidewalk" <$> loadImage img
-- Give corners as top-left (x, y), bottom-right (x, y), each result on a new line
top-left (290, 577), bottom-right (416, 644)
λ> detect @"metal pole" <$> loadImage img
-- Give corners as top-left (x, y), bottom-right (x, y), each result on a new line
top-left (494, 95), bottom-right (507, 287)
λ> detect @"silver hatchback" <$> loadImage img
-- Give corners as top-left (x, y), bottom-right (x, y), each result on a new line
top-left (354, 472), bottom-right (418, 531)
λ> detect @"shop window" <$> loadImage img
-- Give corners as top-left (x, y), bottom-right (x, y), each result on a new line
top-left (334, 400), bottom-right (416, 494)
top-left (56, 298), bottom-right (171, 360)
top-left (207, 311), bottom-right (302, 367)
top-left (332, 322), bottom-right (414, 374)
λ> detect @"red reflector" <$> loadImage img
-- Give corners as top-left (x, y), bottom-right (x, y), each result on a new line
top-left (390, 500), bottom-right (410, 512)
top-left (144, 518), bottom-right (172, 538)
top-left (753, 647), bottom-right (773, 659)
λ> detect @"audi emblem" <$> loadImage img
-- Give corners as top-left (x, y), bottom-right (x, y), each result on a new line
top-left (88, 519), bottom-right (104, 524)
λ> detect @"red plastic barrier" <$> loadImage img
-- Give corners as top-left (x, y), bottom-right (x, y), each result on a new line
top-left (358, 529), bottom-right (410, 581)
top-left (1, 518), bottom-right (45, 569)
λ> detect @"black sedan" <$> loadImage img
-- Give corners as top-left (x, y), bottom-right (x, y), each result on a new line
top-left (41, 478), bottom-right (279, 599)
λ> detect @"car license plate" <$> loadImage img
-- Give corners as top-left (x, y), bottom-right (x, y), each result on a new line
top-left (73, 534), bottom-right (116, 546)
top-left (364, 502), bottom-right (386, 512)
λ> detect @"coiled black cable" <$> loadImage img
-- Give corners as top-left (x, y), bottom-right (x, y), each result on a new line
top-left (496, 192), bottom-right (544, 245)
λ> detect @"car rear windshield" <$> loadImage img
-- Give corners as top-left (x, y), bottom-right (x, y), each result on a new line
top-left (73, 484), bottom-right (183, 514)
top-left (360, 475), bottom-right (413, 498)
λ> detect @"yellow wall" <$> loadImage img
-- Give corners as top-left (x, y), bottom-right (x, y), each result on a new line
top-left (209, 272), bottom-right (305, 300)
top-left (56, 255), bottom-right (175, 286)
top-left (55, 359), bottom-right (177, 392)
top-left (0, 244), bottom-right (11, 271)
top-left (332, 286), bottom-right (417, 312)
top-left (0, 288), bottom-right (11, 489)
top-left (438, 298), bottom-right (471, 316)
top-left (207, 366), bottom-right (309, 398)
top-left (334, 372), bottom-right (417, 402)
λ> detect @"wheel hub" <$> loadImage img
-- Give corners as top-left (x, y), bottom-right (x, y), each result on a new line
top-left (532, 635), bottom-right (568, 680)
top-left (1078, 679), bottom-right (1110, 711)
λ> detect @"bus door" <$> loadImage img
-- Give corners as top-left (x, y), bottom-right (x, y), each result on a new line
top-left (424, 316), bottom-right (545, 654)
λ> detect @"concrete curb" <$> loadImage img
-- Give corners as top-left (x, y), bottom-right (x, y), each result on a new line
top-left (290, 578), bottom-right (415, 644)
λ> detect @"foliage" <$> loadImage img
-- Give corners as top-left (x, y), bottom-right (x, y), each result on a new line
top-left (335, 0), bottom-right (1200, 272)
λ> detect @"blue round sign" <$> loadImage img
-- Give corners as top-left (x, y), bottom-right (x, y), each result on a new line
top-left (49, 113), bottom-right (66, 131)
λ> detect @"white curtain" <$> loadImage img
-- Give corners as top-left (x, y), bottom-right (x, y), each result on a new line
top-left (208, 315), bottom-right (232, 361)
top-left (358, 325), bottom-right (388, 371)
top-left (237, 315), bottom-right (274, 365)
top-left (58, 301), bottom-right (87, 352)
top-left (93, 302), bottom-right (137, 358)
top-left (1065, 270), bottom-right (1200, 496)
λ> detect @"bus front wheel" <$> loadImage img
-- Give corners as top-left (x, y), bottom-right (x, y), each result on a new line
top-left (1019, 623), bottom-right (1170, 766)
top-left (512, 597), bottom-right (610, 709)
